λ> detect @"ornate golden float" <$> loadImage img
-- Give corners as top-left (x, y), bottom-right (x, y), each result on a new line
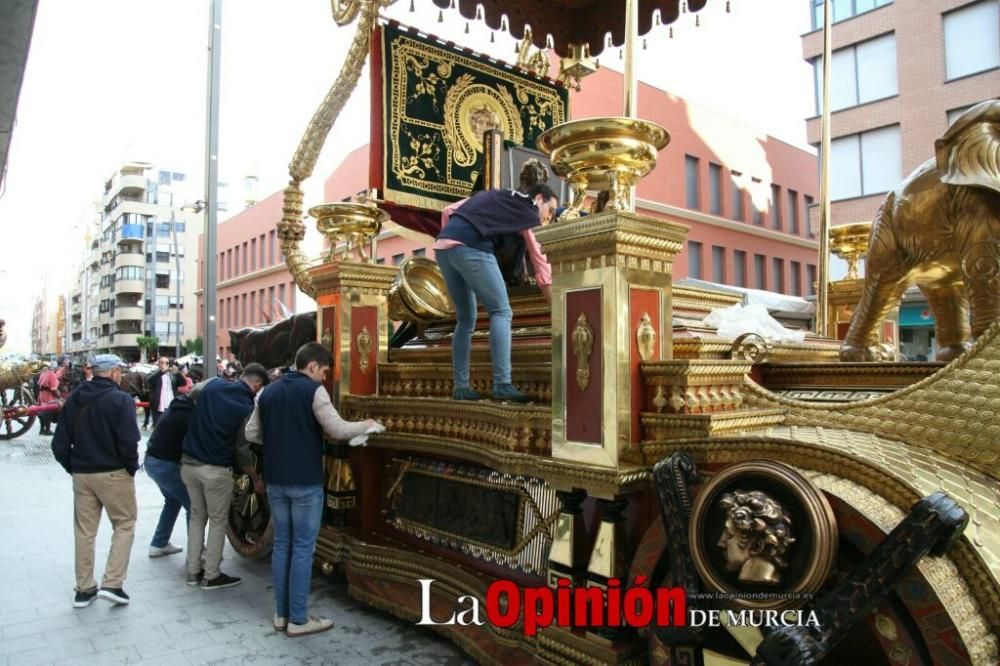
top-left (229, 1), bottom-right (1000, 664)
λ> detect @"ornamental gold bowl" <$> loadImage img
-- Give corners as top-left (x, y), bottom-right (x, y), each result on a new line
top-left (309, 202), bottom-right (388, 246)
top-left (536, 117), bottom-right (670, 219)
top-left (388, 257), bottom-right (455, 323)
top-left (830, 222), bottom-right (872, 280)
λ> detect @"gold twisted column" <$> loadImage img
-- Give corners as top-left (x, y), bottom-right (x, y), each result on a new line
top-left (279, 0), bottom-right (385, 298)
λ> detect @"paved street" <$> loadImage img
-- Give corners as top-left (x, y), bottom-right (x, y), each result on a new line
top-left (0, 419), bottom-right (468, 665)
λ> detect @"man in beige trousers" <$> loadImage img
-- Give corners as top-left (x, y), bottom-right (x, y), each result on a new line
top-left (51, 354), bottom-right (141, 608)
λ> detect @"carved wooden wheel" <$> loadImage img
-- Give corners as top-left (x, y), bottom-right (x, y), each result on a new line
top-left (226, 442), bottom-right (273, 558)
top-left (0, 384), bottom-right (36, 440)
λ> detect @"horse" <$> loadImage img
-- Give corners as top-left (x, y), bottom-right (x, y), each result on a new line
top-left (120, 370), bottom-right (151, 428)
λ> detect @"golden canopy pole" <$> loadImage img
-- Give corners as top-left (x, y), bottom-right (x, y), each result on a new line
top-left (815, 0), bottom-right (833, 336)
top-left (623, 0), bottom-right (639, 210)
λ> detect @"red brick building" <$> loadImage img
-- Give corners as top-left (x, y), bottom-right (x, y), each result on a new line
top-left (196, 189), bottom-right (308, 359)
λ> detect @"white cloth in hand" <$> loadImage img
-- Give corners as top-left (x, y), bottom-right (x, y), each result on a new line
top-left (348, 422), bottom-right (386, 447)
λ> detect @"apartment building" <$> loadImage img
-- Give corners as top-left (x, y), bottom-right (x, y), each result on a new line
top-left (803, 0), bottom-right (1000, 355)
top-left (65, 162), bottom-right (206, 362)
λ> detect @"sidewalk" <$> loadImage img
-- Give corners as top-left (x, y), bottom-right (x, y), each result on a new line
top-left (0, 419), bottom-right (468, 665)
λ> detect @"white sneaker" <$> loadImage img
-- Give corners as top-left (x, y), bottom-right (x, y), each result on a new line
top-left (273, 615), bottom-right (287, 631)
top-left (286, 616), bottom-right (334, 637)
top-left (148, 543), bottom-right (183, 558)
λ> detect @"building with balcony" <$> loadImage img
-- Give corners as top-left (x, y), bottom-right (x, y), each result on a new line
top-left (30, 276), bottom-right (61, 358)
top-left (65, 162), bottom-right (206, 362)
top-left (803, 0), bottom-right (1000, 355)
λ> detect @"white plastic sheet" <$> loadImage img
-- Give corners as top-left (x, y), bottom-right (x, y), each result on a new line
top-left (703, 303), bottom-right (807, 343)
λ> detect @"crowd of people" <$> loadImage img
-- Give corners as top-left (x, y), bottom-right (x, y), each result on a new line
top-left (48, 341), bottom-right (384, 638)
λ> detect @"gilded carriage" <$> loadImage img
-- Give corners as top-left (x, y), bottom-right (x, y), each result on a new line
top-left (0, 358), bottom-right (44, 440)
top-left (223, 1), bottom-right (1000, 663)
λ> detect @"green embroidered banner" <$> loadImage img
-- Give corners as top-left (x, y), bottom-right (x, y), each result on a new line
top-left (379, 22), bottom-right (569, 211)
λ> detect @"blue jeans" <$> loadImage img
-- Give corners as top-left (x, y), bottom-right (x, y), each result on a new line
top-left (144, 455), bottom-right (191, 548)
top-left (268, 484), bottom-right (324, 624)
top-left (436, 245), bottom-right (513, 387)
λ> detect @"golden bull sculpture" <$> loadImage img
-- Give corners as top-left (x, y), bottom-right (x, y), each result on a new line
top-left (841, 100), bottom-right (1000, 362)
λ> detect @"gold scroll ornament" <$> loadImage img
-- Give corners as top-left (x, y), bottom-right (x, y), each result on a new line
top-left (636, 312), bottom-right (656, 361)
top-left (572, 312), bottom-right (594, 391)
top-left (356, 326), bottom-right (372, 374)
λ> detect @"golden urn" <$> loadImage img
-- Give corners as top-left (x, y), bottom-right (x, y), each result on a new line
top-left (309, 202), bottom-right (389, 264)
top-left (536, 117), bottom-right (670, 220)
top-left (387, 257), bottom-right (455, 324)
top-left (829, 222), bottom-right (872, 280)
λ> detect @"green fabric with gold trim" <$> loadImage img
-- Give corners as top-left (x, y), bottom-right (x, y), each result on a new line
top-left (380, 23), bottom-right (568, 211)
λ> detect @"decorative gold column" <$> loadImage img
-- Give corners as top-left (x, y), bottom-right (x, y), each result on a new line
top-left (534, 210), bottom-right (688, 469)
top-left (309, 261), bottom-right (397, 401)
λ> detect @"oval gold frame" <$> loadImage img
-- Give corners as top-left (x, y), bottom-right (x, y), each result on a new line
top-left (688, 459), bottom-right (838, 611)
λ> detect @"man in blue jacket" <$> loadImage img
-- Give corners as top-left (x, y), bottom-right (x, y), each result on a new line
top-left (181, 363), bottom-right (269, 590)
top-left (246, 342), bottom-right (382, 636)
top-left (52, 354), bottom-right (140, 609)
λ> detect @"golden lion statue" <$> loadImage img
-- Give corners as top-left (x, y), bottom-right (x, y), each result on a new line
top-left (841, 99), bottom-right (1000, 362)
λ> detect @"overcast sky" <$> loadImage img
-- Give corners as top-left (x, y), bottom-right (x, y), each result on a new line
top-left (0, 0), bottom-right (814, 353)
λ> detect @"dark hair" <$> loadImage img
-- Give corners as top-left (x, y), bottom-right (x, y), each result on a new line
top-left (518, 159), bottom-right (550, 191)
top-left (295, 341), bottom-right (334, 370)
top-left (240, 362), bottom-right (270, 386)
top-left (524, 183), bottom-right (557, 203)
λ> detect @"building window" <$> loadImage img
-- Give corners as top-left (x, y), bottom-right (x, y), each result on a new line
top-left (278, 283), bottom-right (286, 311)
top-left (754, 254), bottom-right (766, 290)
top-left (791, 261), bottom-right (802, 296)
top-left (804, 195), bottom-right (815, 237)
top-left (685, 155), bottom-right (701, 210)
top-left (770, 184), bottom-right (782, 231)
top-left (376, 257), bottom-right (386, 265)
top-left (392, 253), bottom-right (405, 265)
top-left (730, 171), bottom-right (744, 221)
top-left (268, 231), bottom-right (276, 265)
top-left (772, 258), bottom-right (785, 294)
top-left (811, 0), bottom-right (892, 31)
top-left (250, 239), bottom-right (257, 271)
top-left (268, 286), bottom-right (276, 318)
top-left (812, 33), bottom-right (897, 114)
top-left (688, 241), bottom-right (703, 279)
top-left (709, 163), bottom-right (723, 215)
top-left (413, 248), bottom-right (426, 257)
top-left (156, 273), bottom-right (170, 289)
top-left (947, 104), bottom-right (978, 126)
top-left (944, 2), bottom-right (1000, 81)
top-left (751, 178), bottom-right (763, 225)
top-left (807, 264), bottom-right (817, 296)
top-left (259, 234), bottom-right (266, 267)
top-left (787, 189), bottom-right (799, 234)
top-left (712, 245), bottom-right (726, 283)
top-left (829, 125), bottom-right (901, 200)
top-left (734, 250), bottom-right (747, 288)
top-left (234, 247), bottom-right (240, 276)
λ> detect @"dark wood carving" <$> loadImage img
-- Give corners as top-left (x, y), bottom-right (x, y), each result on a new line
top-left (752, 491), bottom-right (969, 666)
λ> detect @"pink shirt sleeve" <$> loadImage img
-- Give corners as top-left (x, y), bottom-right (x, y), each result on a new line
top-left (433, 198), bottom-right (469, 251)
top-left (521, 228), bottom-right (551, 287)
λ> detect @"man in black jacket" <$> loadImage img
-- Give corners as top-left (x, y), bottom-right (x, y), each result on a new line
top-left (144, 386), bottom-right (200, 559)
top-left (51, 354), bottom-right (140, 609)
top-left (148, 356), bottom-right (183, 427)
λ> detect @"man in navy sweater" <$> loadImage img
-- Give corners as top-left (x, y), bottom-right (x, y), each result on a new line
top-left (181, 363), bottom-right (269, 590)
top-left (246, 342), bottom-right (382, 636)
top-left (51, 354), bottom-right (140, 608)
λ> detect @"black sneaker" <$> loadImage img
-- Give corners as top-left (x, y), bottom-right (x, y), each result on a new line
top-left (97, 587), bottom-right (130, 605)
top-left (452, 387), bottom-right (483, 401)
top-left (73, 588), bottom-right (98, 608)
top-left (201, 572), bottom-right (242, 590)
top-left (491, 383), bottom-right (531, 403)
